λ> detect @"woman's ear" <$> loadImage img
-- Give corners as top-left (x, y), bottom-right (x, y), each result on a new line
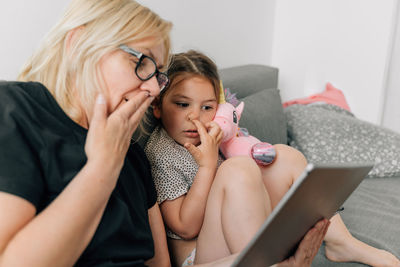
top-left (152, 98), bottom-right (162, 119)
top-left (65, 26), bottom-right (85, 53)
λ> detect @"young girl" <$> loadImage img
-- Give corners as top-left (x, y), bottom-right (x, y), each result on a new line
top-left (144, 50), bottom-right (400, 266)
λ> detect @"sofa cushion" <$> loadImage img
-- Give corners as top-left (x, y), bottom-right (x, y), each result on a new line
top-left (239, 88), bottom-right (287, 145)
top-left (283, 82), bottom-right (351, 112)
top-left (220, 64), bottom-right (279, 99)
top-left (312, 177), bottom-right (400, 266)
top-left (285, 104), bottom-right (400, 178)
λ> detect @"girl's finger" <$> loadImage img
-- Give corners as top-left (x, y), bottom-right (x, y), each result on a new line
top-left (192, 120), bottom-right (208, 141)
top-left (206, 121), bottom-right (221, 138)
top-left (184, 142), bottom-right (201, 161)
top-left (216, 130), bottom-right (224, 145)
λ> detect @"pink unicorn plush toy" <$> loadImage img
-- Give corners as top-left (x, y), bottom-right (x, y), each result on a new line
top-left (213, 86), bottom-right (276, 166)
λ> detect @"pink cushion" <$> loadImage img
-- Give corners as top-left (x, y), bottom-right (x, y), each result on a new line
top-left (283, 83), bottom-right (351, 111)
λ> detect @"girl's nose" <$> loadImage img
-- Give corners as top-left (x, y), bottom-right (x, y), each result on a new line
top-left (140, 76), bottom-right (161, 97)
top-left (188, 109), bottom-right (200, 121)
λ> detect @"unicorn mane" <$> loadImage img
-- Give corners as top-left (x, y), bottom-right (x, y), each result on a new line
top-left (224, 88), bottom-right (240, 107)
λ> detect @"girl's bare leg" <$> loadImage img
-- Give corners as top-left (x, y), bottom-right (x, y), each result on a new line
top-left (261, 144), bottom-right (400, 267)
top-left (194, 156), bottom-right (272, 264)
top-left (324, 214), bottom-right (400, 266)
top-left (259, 144), bottom-right (307, 208)
top-left (168, 238), bottom-right (196, 267)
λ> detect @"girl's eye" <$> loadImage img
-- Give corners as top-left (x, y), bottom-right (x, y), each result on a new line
top-left (176, 102), bottom-right (189, 108)
top-left (202, 105), bottom-right (214, 111)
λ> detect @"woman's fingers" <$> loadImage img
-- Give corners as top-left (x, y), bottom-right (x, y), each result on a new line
top-left (90, 94), bottom-right (107, 128)
top-left (310, 219), bottom-right (329, 248)
top-left (313, 219), bottom-right (330, 251)
top-left (112, 91), bottom-right (154, 133)
top-left (85, 91), bottom-right (155, 179)
top-left (117, 91), bottom-right (150, 119)
top-left (295, 219), bottom-right (329, 263)
top-left (127, 95), bottom-right (154, 130)
top-left (309, 219), bottom-right (329, 260)
top-left (86, 94), bottom-right (108, 155)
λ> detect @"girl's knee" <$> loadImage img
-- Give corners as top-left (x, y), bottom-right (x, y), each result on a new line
top-left (219, 156), bottom-right (260, 176)
top-left (216, 156), bottom-right (263, 186)
top-left (274, 144), bottom-right (307, 167)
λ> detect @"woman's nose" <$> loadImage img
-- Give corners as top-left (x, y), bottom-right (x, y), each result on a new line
top-left (140, 76), bottom-right (161, 97)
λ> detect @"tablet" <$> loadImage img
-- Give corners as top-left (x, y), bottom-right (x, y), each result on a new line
top-left (232, 162), bottom-right (373, 267)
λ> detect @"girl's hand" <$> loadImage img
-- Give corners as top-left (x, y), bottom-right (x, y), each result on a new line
top-left (84, 91), bottom-right (154, 180)
top-left (184, 120), bottom-right (223, 169)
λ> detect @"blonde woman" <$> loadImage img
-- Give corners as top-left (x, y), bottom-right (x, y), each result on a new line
top-left (0, 0), bottom-right (329, 266)
top-left (0, 1), bottom-right (171, 266)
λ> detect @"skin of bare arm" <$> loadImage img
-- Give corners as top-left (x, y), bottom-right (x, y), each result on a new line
top-left (145, 203), bottom-right (172, 267)
top-left (160, 120), bottom-right (222, 240)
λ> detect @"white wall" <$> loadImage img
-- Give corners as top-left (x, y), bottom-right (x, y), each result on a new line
top-left (271, 0), bottom-right (396, 124)
top-left (136, 0), bottom-right (276, 69)
top-left (382, 1), bottom-right (400, 133)
top-left (0, 1), bottom-right (70, 80)
top-left (0, 0), bottom-right (276, 80)
top-left (1, 0), bottom-right (398, 128)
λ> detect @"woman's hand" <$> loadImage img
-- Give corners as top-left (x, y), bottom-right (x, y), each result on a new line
top-left (194, 218), bottom-right (328, 267)
top-left (85, 91), bottom-right (154, 180)
top-left (274, 219), bottom-right (330, 267)
top-left (184, 120), bottom-right (223, 169)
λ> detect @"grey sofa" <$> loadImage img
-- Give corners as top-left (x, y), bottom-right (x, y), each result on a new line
top-left (219, 64), bottom-right (400, 266)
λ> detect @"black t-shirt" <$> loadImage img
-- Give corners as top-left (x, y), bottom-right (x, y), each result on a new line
top-left (0, 81), bottom-right (157, 266)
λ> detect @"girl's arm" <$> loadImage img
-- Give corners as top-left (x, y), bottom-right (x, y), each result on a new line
top-left (160, 166), bottom-right (216, 239)
top-left (160, 120), bottom-right (222, 239)
top-left (145, 203), bottom-right (171, 267)
top-left (0, 92), bottom-right (154, 266)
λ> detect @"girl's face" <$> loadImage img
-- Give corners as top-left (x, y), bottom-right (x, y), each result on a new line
top-left (98, 39), bottom-right (166, 114)
top-left (154, 76), bottom-right (218, 146)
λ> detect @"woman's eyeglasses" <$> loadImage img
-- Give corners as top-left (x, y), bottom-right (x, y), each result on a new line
top-left (119, 44), bottom-right (169, 92)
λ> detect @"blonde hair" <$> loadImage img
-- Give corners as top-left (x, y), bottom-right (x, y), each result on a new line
top-left (18, 0), bottom-right (172, 125)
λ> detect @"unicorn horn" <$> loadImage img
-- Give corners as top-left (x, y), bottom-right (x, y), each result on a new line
top-left (219, 80), bottom-right (226, 104)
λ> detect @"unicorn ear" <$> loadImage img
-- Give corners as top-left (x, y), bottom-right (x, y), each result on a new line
top-left (236, 102), bottom-right (245, 119)
top-left (218, 80), bottom-right (226, 104)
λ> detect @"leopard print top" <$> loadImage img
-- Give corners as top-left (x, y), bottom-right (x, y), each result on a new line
top-left (144, 126), bottom-right (223, 239)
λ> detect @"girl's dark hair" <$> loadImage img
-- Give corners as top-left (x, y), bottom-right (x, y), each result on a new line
top-left (160, 50), bottom-right (221, 102)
